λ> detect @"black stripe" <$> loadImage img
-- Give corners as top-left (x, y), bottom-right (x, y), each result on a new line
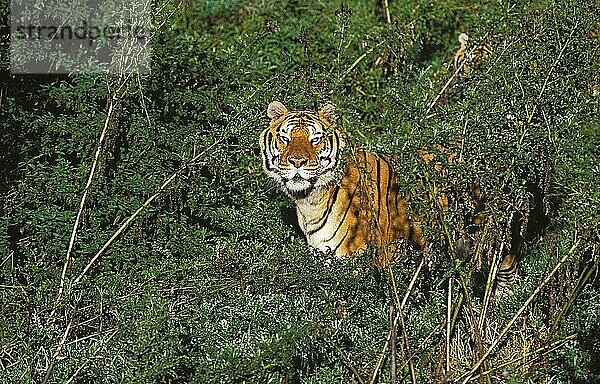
top-left (276, 115), bottom-right (295, 134)
top-left (332, 227), bottom-right (350, 254)
top-left (263, 131), bottom-right (277, 171)
top-left (329, 133), bottom-right (339, 169)
top-left (384, 159), bottom-right (393, 236)
top-left (324, 180), bottom-right (360, 242)
top-left (497, 256), bottom-right (518, 285)
top-left (261, 130), bottom-right (269, 153)
top-left (306, 185), bottom-right (341, 235)
top-left (265, 131), bottom-right (272, 150)
top-left (376, 157), bottom-right (381, 218)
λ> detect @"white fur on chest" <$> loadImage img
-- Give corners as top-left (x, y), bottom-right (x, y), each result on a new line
top-left (294, 187), bottom-right (346, 255)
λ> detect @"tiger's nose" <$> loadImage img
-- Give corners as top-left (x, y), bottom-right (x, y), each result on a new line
top-left (288, 156), bottom-right (308, 168)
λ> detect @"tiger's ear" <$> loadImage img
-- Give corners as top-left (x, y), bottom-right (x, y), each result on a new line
top-left (319, 103), bottom-right (337, 125)
top-left (267, 101), bottom-right (289, 120)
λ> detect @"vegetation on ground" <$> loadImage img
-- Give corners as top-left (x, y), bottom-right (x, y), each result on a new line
top-left (1, 0), bottom-right (599, 382)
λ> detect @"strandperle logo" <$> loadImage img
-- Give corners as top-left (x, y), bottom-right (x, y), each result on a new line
top-left (13, 20), bottom-right (147, 46)
top-left (10, 0), bottom-right (152, 74)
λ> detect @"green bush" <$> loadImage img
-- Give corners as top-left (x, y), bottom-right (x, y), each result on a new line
top-left (1, 0), bottom-right (599, 382)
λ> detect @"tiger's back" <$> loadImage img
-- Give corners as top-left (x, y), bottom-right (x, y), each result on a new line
top-left (296, 150), bottom-right (424, 262)
top-left (259, 101), bottom-right (527, 286)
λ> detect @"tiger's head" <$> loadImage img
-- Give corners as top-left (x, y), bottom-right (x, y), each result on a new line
top-left (259, 101), bottom-right (345, 198)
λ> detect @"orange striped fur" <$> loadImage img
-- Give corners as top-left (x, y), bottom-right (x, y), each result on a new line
top-left (259, 101), bottom-right (522, 283)
top-left (260, 101), bottom-right (422, 266)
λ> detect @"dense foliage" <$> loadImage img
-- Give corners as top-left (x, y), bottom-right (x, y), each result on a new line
top-left (1, 0), bottom-right (599, 382)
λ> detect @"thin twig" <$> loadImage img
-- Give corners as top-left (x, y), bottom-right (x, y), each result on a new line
top-left (455, 237), bottom-right (581, 384)
top-left (389, 265), bottom-right (416, 383)
top-left (458, 276), bottom-right (491, 384)
top-left (398, 309), bottom-right (416, 384)
top-left (382, 0), bottom-right (391, 23)
top-left (445, 277), bottom-right (452, 376)
top-left (73, 140), bottom-right (221, 285)
top-left (343, 41), bottom-right (384, 78)
top-left (370, 249), bottom-right (429, 383)
top-left (526, 26), bottom-right (576, 124)
top-left (370, 335), bottom-right (389, 383)
top-left (478, 237), bottom-right (504, 331)
top-left (421, 56), bottom-right (466, 121)
top-left (333, 342), bottom-right (366, 384)
top-left (54, 89), bottom-right (118, 310)
top-left (550, 245), bottom-right (598, 334)
top-left (41, 319), bottom-right (72, 384)
top-left (389, 302), bottom-right (397, 384)
top-left (397, 321), bottom-right (444, 373)
top-left (469, 334), bottom-right (577, 381)
top-left (65, 328), bottom-right (119, 384)
top-left (401, 247), bottom-right (429, 310)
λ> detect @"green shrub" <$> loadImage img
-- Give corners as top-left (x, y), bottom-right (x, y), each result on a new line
top-left (1, 0), bottom-right (598, 382)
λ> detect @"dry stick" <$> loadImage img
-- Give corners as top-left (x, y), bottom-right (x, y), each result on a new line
top-left (333, 342), bottom-right (366, 384)
top-left (455, 238), bottom-right (581, 384)
top-left (343, 41), bottom-right (384, 78)
top-left (470, 333), bottom-right (577, 381)
top-left (458, 277), bottom-right (491, 384)
top-left (445, 277), bottom-right (452, 376)
top-left (477, 235), bottom-right (503, 332)
top-left (550, 246), bottom-right (599, 334)
top-left (398, 308), bottom-right (417, 384)
top-left (55, 94), bottom-right (117, 310)
top-left (61, 327), bottom-right (114, 348)
top-left (388, 264), bottom-right (410, 384)
top-left (389, 266), bottom-right (416, 383)
top-left (401, 249), bottom-right (429, 309)
top-left (421, 52), bottom-right (469, 121)
top-left (388, 268), bottom-right (400, 384)
top-left (370, 332), bottom-right (391, 383)
top-left (526, 26), bottom-right (575, 125)
top-left (370, 254), bottom-right (428, 384)
top-left (72, 140), bottom-right (220, 285)
top-left (389, 302), bottom-right (397, 384)
top-left (41, 319), bottom-right (72, 384)
top-left (475, 234), bottom-right (504, 372)
top-left (382, 0), bottom-right (391, 23)
top-left (397, 321), bottom-right (444, 373)
top-left (65, 328), bottom-right (119, 384)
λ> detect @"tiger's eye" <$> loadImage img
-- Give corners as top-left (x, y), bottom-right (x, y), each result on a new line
top-left (311, 137), bottom-right (322, 145)
top-left (279, 135), bottom-right (290, 145)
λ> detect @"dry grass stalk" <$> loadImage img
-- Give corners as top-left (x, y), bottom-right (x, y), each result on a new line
top-left (381, 0), bottom-right (391, 23)
top-left (455, 237), bottom-right (581, 383)
top-left (550, 244), bottom-right (598, 334)
top-left (445, 277), bottom-right (452, 376)
top-left (65, 328), bottom-right (119, 384)
top-left (73, 139), bottom-right (222, 285)
top-left (389, 264), bottom-right (416, 383)
top-left (458, 277), bottom-right (490, 384)
top-left (333, 342), bottom-right (366, 384)
top-left (54, 85), bottom-right (118, 312)
top-left (421, 34), bottom-right (490, 121)
top-left (41, 319), bottom-right (72, 384)
top-left (370, 251), bottom-right (429, 384)
top-left (389, 302), bottom-right (397, 384)
top-left (398, 309), bottom-right (416, 383)
top-left (478, 239), bottom-right (503, 334)
top-left (470, 333), bottom-right (577, 381)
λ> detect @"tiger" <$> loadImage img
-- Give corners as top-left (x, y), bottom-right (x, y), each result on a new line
top-left (259, 101), bottom-right (522, 285)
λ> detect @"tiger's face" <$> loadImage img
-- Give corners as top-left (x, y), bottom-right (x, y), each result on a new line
top-left (259, 101), bottom-right (345, 197)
